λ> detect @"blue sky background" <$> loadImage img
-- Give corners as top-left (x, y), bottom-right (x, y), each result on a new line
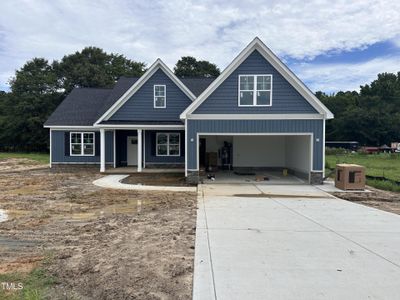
top-left (1, 0), bottom-right (400, 93)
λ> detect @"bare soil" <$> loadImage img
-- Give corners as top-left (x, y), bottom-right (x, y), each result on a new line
top-left (122, 173), bottom-right (193, 187)
top-left (332, 186), bottom-right (400, 215)
top-left (0, 159), bottom-right (197, 299)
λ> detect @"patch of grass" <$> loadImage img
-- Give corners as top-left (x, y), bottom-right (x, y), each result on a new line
top-left (0, 268), bottom-right (56, 300)
top-left (326, 152), bottom-right (400, 182)
top-left (0, 153), bottom-right (49, 164)
top-left (367, 179), bottom-right (400, 193)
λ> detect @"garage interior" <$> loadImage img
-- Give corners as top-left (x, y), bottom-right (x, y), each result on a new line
top-left (198, 135), bottom-right (312, 184)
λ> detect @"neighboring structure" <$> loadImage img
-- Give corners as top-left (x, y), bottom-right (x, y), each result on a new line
top-left (325, 141), bottom-right (359, 151)
top-left (44, 38), bottom-right (334, 184)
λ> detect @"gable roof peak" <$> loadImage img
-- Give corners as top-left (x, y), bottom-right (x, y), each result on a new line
top-left (180, 37), bottom-right (334, 119)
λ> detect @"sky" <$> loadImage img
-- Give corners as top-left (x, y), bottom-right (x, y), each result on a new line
top-left (1, 0), bottom-right (400, 93)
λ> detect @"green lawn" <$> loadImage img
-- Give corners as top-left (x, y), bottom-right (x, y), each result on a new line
top-left (326, 153), bottom-right (400, 192)
top-left (0, 152), bottom-right (49, 164)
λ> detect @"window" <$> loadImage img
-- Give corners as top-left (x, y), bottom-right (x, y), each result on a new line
top-left (156, 132), bottom-right (180, 156)
top-left (70, 132), bottom-right (95, 156)
top-left (154, 85), bottom-right (166, 108)
top-left (238, 75), bottom-right (272, 106)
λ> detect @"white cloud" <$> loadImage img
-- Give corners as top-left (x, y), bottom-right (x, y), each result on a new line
top-left (0, 0), bottom-right (400, 91)
top-left (293, 56), bottom-right (400, 93)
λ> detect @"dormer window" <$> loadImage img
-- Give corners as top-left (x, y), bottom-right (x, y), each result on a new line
top-left (238, 75), bottom-right (272, 106)
top-left (154, 85), bottom-right (166, 108)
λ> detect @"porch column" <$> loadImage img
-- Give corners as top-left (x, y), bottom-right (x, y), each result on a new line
top-left (100, 129), bottom-right (105, 172)
top-left (137, 129), bottom-right (142, 172)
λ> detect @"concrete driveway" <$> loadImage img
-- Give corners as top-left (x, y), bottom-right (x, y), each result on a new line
top-left (193, 184), bottom-right (400, 300)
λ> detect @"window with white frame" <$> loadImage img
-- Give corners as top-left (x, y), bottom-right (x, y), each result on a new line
top-left (238, 75), bottom-right (272, 106)
top-left (156, 132), bottom-right (180, 156)
top-left (154, 85), bottom-right (166, 108)
top-left (70, 132), bottom-right (95, 156)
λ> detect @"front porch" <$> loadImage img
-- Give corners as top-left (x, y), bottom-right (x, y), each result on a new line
top-left (98, 126), bottom-right (185, 173)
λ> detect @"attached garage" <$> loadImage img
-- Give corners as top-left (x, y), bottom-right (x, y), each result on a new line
top-left (198, 134), bottom-right (312, 182)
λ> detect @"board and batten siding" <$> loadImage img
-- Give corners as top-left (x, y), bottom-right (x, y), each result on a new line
top-left (109, 69), bottom-right (192, 121)
top-left (51, 130), bottom-right (114, 163)
top-left (186, 119), bottom-right (323, 171)
top-left (192, 50), bottom-right (318, 114)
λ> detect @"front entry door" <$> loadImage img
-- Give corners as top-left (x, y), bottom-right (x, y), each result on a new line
top-left (127, 136), bottom-right (138, 166)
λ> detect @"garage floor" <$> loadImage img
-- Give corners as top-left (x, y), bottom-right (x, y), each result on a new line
top-left (201, 170), bottom-right (306, 185)
top-left (193, 184), bottom-right (400, 300)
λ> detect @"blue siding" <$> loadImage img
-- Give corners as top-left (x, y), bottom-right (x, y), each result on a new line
top-left (193, 50), bottom-right (318, 114)
top-left (51, 130), bottom-right (113, 163)
top-left (144, 130), bottom-right (185, 164)
top-left (187, 119), bottom-right (323, 170)
top-left (109, 69), bottom-right (192, 121)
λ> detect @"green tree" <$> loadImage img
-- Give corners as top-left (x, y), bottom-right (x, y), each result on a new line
top-left (174, 56), bottom-right (220, 78)
top-left (53, 47), bottom-right (146, 93)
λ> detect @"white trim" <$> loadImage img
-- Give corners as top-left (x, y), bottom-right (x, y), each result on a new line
top-left (95, 59), bottom-right (196, 124)
top-left (94, 124), bottom-right (184, 129)
top-left (184, 119), bottom-right (188, 177)
top-left (70, 132), bottom-right (95, 156)
top-left (180, 37), bottom-right (334, 119)
top-left (113, 130), bottom-right (116, 168)
top-left (323, 118), bottom-right (326, 177)
top-left (193, 132), bottom-right (316, 175)
top-left (186, 114), bottom-right (324, 120)
top-left (156, 132), bottom-right (181, 157)
top-left (143, 130), bottom-right (146, 169)
top-left (238, 74), bottom-right (272, 107)
top-left (100, 129), bottom-right (105, 172)
top-left (49, 128), bottom-right (52, 168)
top-left (44, 126), bottom-right (97, 130)
top-left (52, 162), bottom-right (113, 165)
top-left (137, 129), bottom-right (143, 172)
top-left (154, 84), bottom-right (166, 108)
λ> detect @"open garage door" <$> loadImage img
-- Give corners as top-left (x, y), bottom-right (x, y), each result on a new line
top-left (198, 134), bottom-right (312, 182)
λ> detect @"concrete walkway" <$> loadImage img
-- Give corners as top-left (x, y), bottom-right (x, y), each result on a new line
top-left (193, 184), bottom-right (400, 300)
top-left (93, 175), bottom-right (197, 192)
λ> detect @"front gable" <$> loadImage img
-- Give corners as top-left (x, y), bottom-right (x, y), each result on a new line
top-left (192, 49), bottom-right (317, 114)
top-left (108, 68), bottom-right (192, 122)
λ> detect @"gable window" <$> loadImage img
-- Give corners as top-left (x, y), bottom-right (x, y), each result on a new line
top-left (156, 132), bottom-right (180, 156)
top-left (154, 85), bottom-right (166, 108)
top-left (70, 132), bottom-right (95, 156)
top-left (238, 75), bottom-right (272, 106)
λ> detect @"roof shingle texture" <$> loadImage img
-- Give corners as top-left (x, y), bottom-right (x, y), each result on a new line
top-left (45, 76), bottom-right (215, 126)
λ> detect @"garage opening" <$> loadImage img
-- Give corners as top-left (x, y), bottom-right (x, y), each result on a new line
top-left (198, 134), bottom-right (312, 183)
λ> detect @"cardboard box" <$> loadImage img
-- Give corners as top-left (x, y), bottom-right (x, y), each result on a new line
top-left (335, 164), bottom-right (365, 190)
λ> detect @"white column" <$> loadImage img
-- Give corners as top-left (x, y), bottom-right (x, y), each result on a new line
top-left (137, 129), bottom-right (142, 172)
top-left (100, 129), bottom-right (106, 172)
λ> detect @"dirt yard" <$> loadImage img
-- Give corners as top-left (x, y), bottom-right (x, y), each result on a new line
top-left (332, 186), bottom-right (400, 215)
top-left (0, 158), bottom-right (197, 299)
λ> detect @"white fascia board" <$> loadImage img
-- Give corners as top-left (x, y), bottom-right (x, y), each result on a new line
top-left (94, 59), bottom-right (196, 125)
top-left (186, 114), bottom-right (324, 120)
top-left (180, 37), bottom-right (334, 120)
top-left (94, 124), bottom-right (184, 130)
top-left (44, 125), bottom-right (97, 130)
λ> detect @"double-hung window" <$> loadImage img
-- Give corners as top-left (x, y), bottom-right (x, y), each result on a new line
top-left (238, 75), bottom-right (272, 106)
top-left (156, 133), bottom-right (180, 156)
top-left (70, 132), bottom-right (95, 156)
top-left (154, 85), bottom-right (166, 108)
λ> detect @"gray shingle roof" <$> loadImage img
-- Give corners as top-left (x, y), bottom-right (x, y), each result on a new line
top-left (45, 76), bottom-right (215, 126)
top-left (44, 88), bottom-right (112, 126)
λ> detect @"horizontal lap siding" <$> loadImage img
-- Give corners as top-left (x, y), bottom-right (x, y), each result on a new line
top-left (187, 119), bottom-right (323, 170)
top-left (51, 130), bottom-right (113, 163)
top-left (109, 69), bottom-right (192, 121)
top-left (193, 50), bottom-right (317, 114)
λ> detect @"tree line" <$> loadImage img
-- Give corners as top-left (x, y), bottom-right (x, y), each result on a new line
top-left (0, 47), bottom-right (220, 151)
top-left (0, 46), bottom-right (399, 152)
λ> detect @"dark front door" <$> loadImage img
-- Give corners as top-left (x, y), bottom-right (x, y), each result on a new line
top-left (199, 138), bottom-right (206, 168)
